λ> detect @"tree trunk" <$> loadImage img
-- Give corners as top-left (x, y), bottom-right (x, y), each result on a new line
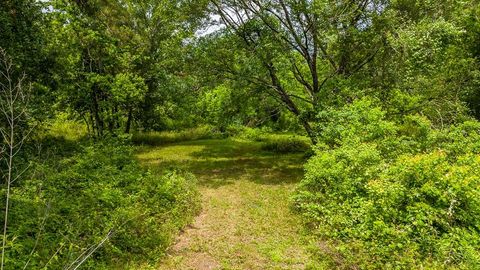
top-left (266, 62), bottom-right (318, 144)
top-left (301, 119), bottom-right (317, 145)
top-left (125, 107), bottom-right (133, 134)
top-left (91, 86), bottom-right (103, 137)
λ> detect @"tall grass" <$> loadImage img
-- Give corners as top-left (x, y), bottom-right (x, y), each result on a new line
top-left (133, 125), bottom-right (311, 153)
top-left (132, 125), bottom-right (222, 146)
top-left (260, 136), bottom-right (311, 153)
top-left (236, 127), bottom-right (311, 153)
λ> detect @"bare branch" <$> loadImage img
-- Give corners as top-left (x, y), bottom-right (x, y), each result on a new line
top-left (0, 48), bottom-right (32, 270)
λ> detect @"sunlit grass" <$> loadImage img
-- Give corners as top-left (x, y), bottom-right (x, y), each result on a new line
top-left (136, 138), bottom-right (316, 269)
top-left (132, 126), bottom-right (223, 146)
top-left (38, 113), bottom-right (89, 141)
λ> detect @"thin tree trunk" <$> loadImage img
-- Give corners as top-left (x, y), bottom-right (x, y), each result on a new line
top-left (91, 87), bottom-right (103, 137)
top-left (125, 107), bottom-right (133, 134)
top-left (0, 51), bottom-right (29, 269)
top-left (1, 111), bottom-right (14, 270)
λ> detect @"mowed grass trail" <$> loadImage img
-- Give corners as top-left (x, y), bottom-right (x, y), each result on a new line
top-left (136, 139), bottom-right (314, 270)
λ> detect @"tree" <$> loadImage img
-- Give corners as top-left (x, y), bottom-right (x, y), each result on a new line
top-left (208, 0), bottom-right (389, 143)
top-left (45, 0), bottom-right (209, 135)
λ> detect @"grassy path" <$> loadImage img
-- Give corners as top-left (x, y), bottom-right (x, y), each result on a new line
top-left (136, 139), bottom-right (313, 270)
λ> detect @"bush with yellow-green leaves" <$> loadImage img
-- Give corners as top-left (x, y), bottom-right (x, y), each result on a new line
top-left (294, 98), bottom-right (480, 269)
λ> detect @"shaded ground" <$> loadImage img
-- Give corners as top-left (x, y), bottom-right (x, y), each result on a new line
top-left (136, 139), bottom-right (314, 270)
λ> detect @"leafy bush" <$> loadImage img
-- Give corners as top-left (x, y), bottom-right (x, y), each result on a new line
top-left (234, 127), bottom-right (311, 153)
top-left (5, 139), bottom-right (200, 269)
top-left (37, 113), bottom-right (89, 141)
top-left (237, 127), bottom-right (268, 141)
top-left (224, 124), bottom-right (246, 137)
top-left (261, 137), bottom-right (310, 153)
top-left (293, 98), bottom-right (480, 269)
top-left (132, 125), bottom-right (222, 145)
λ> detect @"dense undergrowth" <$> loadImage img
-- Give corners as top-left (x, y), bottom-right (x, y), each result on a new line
top-left (293, 98), bottom-right (480, 269)
top-left (3, 125), bottom-right (200, 269)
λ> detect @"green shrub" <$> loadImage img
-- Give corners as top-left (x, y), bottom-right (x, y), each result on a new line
top-left (234, 127), bottom-right (311, 153)
top-left (237, 127), bottom-right (268, 141)
top-left (132, 125), bottom-right (221, 145)
top-left (5, 139), bottom-right (200, 269)
top-left (261, 137), bottom-right (310, 153)
top-left (224, 124), bottom-right (246, 137)
top-left (294, 98), bottom-right (480, 269)
top-left (37, 112), bottom-right (89, 141)
top-left (233, 127), bottom-right (311, 153)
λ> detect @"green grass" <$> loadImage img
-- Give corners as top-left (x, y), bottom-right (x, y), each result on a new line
top-left (132, 126), bottom-right (223, 146)
top-left (36, 113), bottom-right (89, 141)
top-left (133, 126), bottom-right (312, 154)
top-left (136, 138), bottom-right (316, 269)
top-left (260, 137), bottom-right (311, 153)
top-left (235, 128), bottom-right (312, 154)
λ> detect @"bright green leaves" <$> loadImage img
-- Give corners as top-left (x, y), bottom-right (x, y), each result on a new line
top-left (294, 98), bottom-right (480, 268)
top-left (38, 0), bottom-right (209, 135)
top-left (111, 73), bottom-right (147, 105)
top-left (10, 139), bottom-right (200, 269)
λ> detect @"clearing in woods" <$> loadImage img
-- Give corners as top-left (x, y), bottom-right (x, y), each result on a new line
top-left (136, 139), bottom-right (314, 270)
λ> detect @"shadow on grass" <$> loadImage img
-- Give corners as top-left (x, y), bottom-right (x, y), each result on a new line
top-left (136, 139), bottom-right (305, 188)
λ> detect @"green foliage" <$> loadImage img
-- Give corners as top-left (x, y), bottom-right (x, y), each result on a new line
top-left (132, 125), bottom-right (223, 146)
top-left (237, 127), bottom-right (269, 142)
top-left (0, 0), bottom-right (47, 80)
top-left (384, 17), bottom-right (479, 125)
top-left (42, 0), bottom-right (208, 136)
top-left (3, 0), bottom-right (480, 269)
top-left (233, 127), bottom-right (311, 153)
top-left (39, 113), bottom-right (89, 141)
top-left (111, 73), bottom-right (147, 105)
top-left (294, 98), bottom-right (480, 269)
top-left (4, 139), bottom-right (200, 269)
top-left (260, 137), bottom-right (310, 154)
top-left (194, 81), bottom-right (300, 133)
